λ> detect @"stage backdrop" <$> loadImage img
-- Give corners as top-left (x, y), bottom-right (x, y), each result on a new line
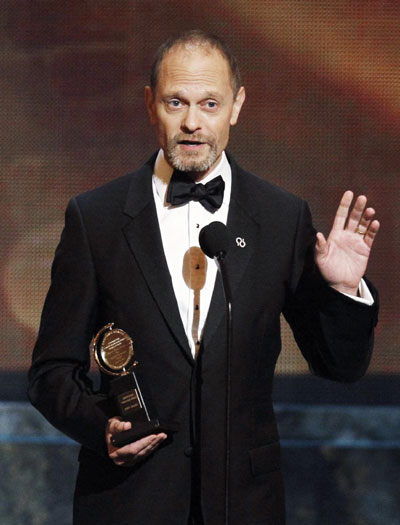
top-left (1, 1), bottom-right (399, 400)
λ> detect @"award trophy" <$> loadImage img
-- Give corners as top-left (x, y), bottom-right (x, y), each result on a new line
top-left (92, 323), bottom-right (169, 448)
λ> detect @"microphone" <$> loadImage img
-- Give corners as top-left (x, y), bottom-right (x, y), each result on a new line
top-left (199, 221), bottom-right (232, 524)
top-left (199, 221), bottom-right (230, 260)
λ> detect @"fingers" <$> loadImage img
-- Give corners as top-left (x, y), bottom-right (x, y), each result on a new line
top-left (107, 417), bottom-right (131, 435)
top-left (354, 206), bottom-right (374, 235)
top-left (346, 195), bottom-right (367, 233)
top-left (332, 191), bottom-right (379, 246)
top-left (110, 433), bottom-right (167, 467)
top-left (364, 219), bottom-right (380, 249)
top-left (106, 417), bottom-right (167, 467)
top-left (352, 202), bottom-right (379, 249)
top-left (332, 190), bottom-right (354, 230)
top-left (133, 433), bottom-right (167, 458)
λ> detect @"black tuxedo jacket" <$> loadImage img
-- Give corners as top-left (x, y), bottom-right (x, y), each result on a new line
top-left (29, 154), bottom-right (378, 524)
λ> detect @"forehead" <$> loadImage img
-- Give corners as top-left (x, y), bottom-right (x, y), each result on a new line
top-left (156, 44), bottom-right (233, 97)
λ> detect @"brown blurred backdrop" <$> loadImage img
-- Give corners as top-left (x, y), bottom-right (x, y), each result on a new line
top-left (1, 0), bottom-right (398, 383)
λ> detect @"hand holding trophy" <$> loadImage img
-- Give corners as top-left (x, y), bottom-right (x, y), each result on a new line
top-left (92, 323), bottom-right (170, 448)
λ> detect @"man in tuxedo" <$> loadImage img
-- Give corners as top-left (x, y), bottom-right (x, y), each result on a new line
top-left (29, 30), bottom-right (379, 524)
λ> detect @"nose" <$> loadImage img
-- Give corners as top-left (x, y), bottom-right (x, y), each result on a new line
top-left (181, 105), bottom-right (201, 133)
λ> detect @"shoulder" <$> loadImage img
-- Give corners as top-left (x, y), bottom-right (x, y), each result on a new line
top-left (228, 154), bottom-right (306, 219)
top-left (75, 171), bottom-right (134, 211)
top-left (240, 167), bottom-right (302, 203)
top-left (70, 155), bottom-right (155, 219)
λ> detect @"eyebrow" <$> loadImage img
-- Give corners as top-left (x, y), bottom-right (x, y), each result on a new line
top-left (162, 90), bottom-right (222, 101)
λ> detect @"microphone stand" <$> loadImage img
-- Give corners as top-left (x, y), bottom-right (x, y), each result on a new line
top-left (215, 251), bottom-right (233, 525)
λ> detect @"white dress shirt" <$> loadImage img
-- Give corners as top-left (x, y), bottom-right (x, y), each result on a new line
top-left (152, 149), bottom-right (373, 356)
top-left (152, 149), bottom-right (231, 356)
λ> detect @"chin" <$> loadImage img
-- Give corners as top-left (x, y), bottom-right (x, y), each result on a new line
top-left (170, 151), bottom-right (218, 174)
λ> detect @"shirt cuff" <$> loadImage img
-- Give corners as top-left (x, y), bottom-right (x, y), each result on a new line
top-left (339, 278), bottom-right (374, 306)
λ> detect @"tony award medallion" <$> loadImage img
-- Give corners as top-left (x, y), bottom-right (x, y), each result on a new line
top-left (92, 323), bottom-right (169, 448)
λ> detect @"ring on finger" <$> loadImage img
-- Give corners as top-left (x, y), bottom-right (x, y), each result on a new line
top-left (355, 227), bottom-right (365, 235)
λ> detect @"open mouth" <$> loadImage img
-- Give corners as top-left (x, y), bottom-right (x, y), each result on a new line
top-left (178, 140), bottom-right (205, 146)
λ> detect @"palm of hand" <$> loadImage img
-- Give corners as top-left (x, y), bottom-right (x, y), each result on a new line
top-left (314, 191), bottom-right (379, 295)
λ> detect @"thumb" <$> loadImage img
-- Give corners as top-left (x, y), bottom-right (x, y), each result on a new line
top-left (315, 232), bottom-right (327, 254)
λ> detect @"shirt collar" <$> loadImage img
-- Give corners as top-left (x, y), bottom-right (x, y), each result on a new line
top-left (152, 149), bottom-right (231, 207)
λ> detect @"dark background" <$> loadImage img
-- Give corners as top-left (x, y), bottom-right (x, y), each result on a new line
top-left (1, 0), bottom-right (398, 403)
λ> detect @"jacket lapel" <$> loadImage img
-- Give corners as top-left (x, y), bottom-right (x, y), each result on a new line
top-left (122, 158), bottom-right (193, 363)
top-left (202, 157), bottom-right (260, 348)
top-left (121, 154), bottom-right (260, 358)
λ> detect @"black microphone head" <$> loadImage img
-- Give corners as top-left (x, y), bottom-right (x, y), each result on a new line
top-left (199, 221), bottom-right (230, 259)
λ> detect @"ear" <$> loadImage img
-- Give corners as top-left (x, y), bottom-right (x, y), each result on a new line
top-left (230, 86), bottom-right (246, 126)
top-left (145, 86), bottom-right (156, 125)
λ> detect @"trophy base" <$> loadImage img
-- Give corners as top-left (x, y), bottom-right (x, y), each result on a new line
top-left (111, 419), bottom-right (170, 448)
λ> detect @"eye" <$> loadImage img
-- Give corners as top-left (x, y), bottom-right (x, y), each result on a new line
top-left (167, 99), bottom-right (182, 109)
top-left (203, 100), bottom-right (218, 111)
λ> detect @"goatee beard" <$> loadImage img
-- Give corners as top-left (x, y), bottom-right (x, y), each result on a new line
top-left (166, 137), bottom-right (218, 174)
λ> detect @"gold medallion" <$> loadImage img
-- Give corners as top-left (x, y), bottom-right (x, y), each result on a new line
top-left (92, 323), bottom-right (137, 376)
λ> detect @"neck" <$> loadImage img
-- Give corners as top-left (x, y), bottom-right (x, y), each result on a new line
top-left (184, 170), bottom-right (209, 182)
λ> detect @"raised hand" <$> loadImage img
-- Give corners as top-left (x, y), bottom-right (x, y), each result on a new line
top-left (315, 190), bottom-right (380, 296)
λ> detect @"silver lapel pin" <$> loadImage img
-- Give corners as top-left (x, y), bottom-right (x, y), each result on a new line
top-left (236, 237), bottom-right (246, 248)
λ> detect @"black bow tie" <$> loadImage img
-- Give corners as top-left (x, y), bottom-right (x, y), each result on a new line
top-left (166, 171), bottom-right (225, 213)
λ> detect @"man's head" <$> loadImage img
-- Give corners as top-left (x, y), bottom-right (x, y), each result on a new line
top-left (145, 30), bottom-right (245, 179)
top-left (150, 30), bottom-right (242, 97)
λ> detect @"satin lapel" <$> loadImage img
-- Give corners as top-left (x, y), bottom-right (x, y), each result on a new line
top-left (202, 160), bottom-right (260, 348)
top-left (122, 161), bottom-right (193, 363)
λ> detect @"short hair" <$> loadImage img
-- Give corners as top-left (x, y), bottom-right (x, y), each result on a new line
top-left (150, 29), bottom-right (242, 96)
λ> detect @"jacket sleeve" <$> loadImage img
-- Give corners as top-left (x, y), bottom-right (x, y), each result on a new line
top-left (28, 197), bottom-right (109, 456)
top-left (282, 200), bottom-right (379, 383)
